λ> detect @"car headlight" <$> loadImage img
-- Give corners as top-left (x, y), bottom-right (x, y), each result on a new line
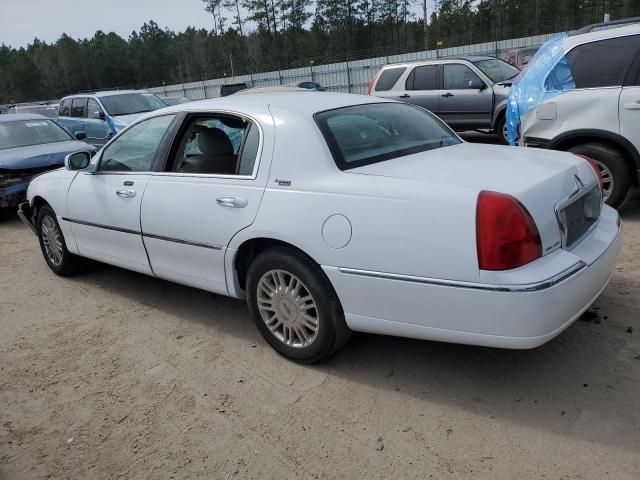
top-left (0, 174), bottom-right (28, 187)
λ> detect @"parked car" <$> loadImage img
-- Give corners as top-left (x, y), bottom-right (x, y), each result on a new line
top-left (0, 114), bottom-right (95, 214)
top-left (572, 16), bottom-right (640, 35)
top-left (288, 81), bottom-right (325, 91)
top-left (160, 96), bottom-right (191, 106)
top-left (510, 24), bottom-right (640, 207)
top-left (220, 82), bottom-right (249, 97)
top-left (369, 56), bottom-right (520, 144)
top-left (8, 104), bottom-right (59, 118)
top-left (57, 90), bottom-right (167, 148)
top-left (18, 93), bottom-right (620, 362)
top-left (504, 46), bottom-right (539, 70)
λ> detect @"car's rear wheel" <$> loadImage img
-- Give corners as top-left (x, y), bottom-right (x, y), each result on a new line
top-left (567, 143), bottom-right (631, 208)
top-left (496, 116), bottom-right (509, 145)
top-left (246, 247), bottom-right (351, 363)
top-left (37, 205), bottom-right (85, 276)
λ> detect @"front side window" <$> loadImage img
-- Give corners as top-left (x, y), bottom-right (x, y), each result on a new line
top-left (169, 115), bottom-right (259, 176)
top-left (87, 98), bottom-right (103, 120)
top-left (565, 35), bottom-right (639, 88)
top-left (315, 103), bottom-right (460, 170)
top-left (99, 93), bottom-right (167, 117)
top-left (0, 119), bottom-right (72, 150)
top-left (375, 67), bottom-right (406, 91)
top-left (71, 98), bottom-right (86, 118)
top-left (98, 114), bottom-right (175, 172)
top-left (443, 64), bottom-right (482, 89)
top-left (406, 65), bottom-right (439, 90)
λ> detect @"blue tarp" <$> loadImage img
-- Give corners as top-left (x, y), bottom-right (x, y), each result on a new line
top-left (506, 35), bottom-right (575, 145)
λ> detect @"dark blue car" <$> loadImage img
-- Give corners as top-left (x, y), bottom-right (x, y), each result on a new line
top-left (0, 114), bottom-right (95, 214)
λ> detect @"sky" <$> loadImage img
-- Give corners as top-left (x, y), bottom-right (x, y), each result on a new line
top-left (0, 0), bottom-right (434, 49)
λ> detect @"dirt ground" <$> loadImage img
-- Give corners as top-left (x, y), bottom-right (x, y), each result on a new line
top-left (0, 198), bottom-right (639, 480)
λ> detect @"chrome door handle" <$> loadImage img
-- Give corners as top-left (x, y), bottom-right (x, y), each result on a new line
top-left (624, 102), bottom-right (640, 110)
top-left (116, 189), bottom-right (136, 198)
top-left (216, 196), bottom-right (247, 208)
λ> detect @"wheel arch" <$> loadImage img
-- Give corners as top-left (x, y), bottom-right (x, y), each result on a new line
top-left (548, 129), bottom-right (640, 186)
top-left (227, 236), bottom-right (325, 299)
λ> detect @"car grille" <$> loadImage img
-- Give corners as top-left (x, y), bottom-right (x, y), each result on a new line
top-left (559, 186), bottom-right (602, 248)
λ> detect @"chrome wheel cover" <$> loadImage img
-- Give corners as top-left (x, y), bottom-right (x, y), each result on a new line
top-left (594, 160), bottom-right (614, 202)
top-left (41, 215), bottom-right (63, 266)
top-left (502, 122), bottom-right (509, 144)
top-left (257, 269), bottom-right (319, 349)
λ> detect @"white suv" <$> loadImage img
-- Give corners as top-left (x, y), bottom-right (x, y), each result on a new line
top-left (518, 25), bottom-right (640, 207)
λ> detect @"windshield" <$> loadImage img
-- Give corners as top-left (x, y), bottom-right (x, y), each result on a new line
top-left (473, 58), bottom-right (520, 83)
top-left (315, 103), bottom-right (460, 170)
top-left (0, 119), bottom-right (72, 150)
top-left (99, 93), bottom-right (166, 116)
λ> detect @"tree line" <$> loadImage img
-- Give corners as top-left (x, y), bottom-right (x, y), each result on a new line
top-left (1, 0), bottom-right (638, 103)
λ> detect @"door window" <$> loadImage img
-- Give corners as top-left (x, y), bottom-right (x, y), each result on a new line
top-left (87, 99), bottom-right (103, 120)
top-left (566, 35), bottom-right (639, 88)
top-left (169, 115), bottom-right (260, 176)
top-left (406, 65), bottom-right (439, 90)
top-left (443, 64), bottom-right (481, 89)
top-left (98, 114), bottom-right (175, 172)
top-left (71, 98), bottom-right (87, 118)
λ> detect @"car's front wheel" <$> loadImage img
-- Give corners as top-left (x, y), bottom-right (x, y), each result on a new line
top-left (568, 143), bottom-right (631, 208)
top-left (37, 205), bottom-right (85, 276)
top-left (246, 247), bottom-right (351, 363)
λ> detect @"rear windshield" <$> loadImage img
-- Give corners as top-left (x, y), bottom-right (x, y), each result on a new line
top-left (99, 93), bottom-right (166, 116)
top-left (315, 103), bottom-right (460, 170)
top-left (375, 67), bottom-right (406, 91)
top-left (0, 119), bottom-right (71, 150)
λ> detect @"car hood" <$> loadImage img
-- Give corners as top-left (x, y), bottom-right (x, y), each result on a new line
top-left (112, 112), bottom-right (147, 127)
top-left (0, 140), bottom-right (94, 170)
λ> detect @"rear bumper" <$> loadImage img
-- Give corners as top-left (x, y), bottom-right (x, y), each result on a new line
top-left (323, 208), bottom-right (622, 349)
top-left (17, 201), bottom-right (37, 235)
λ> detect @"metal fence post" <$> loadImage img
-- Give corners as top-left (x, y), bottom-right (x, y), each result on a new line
top-left (346, 59), bottom-right (352, 93)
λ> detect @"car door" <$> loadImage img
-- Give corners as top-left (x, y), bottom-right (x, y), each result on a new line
top-left (439, 62), bottom-right (493, 128)
top-left (65, 113), bottom-right (177, 274)
top-left (68, 97), bottom-right (88, 137)
top-left (140, 111), bottom-right (272, 295)
top-left (85, 98), bottom-right (109, 148)
top-left (57, 99), bottom-right (73, 134)
top-left (400, 64), bottom-right (442, 114)
top-left (619, 39), bottom-right (640, 151)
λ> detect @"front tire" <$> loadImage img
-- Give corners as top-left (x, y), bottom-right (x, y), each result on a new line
top-left (246, 247), bottom-right (351, 363)
top-left (37, 205), bottom-right (85, 276)
top-left (568, 143), bottom-right (631, 208)
top-left (496, 115), bottom-right (509, 145)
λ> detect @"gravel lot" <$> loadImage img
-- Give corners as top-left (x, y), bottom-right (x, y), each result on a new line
top-left (1, 195), bottom-right (639, 479)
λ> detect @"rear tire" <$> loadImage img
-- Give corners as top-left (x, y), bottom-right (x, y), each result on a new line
top-left (567, 143), bottom-right (631, 208)
top-left (246, 247), bottom-right (351, 363)
top-left (37, 205), bottom-right (85, 276)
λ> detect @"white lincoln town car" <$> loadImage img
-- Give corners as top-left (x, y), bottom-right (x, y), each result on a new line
top-left (18, 92), bottom-right (621, 363)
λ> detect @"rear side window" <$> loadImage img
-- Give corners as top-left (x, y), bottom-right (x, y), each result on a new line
top-left (406, 65), bottom-right (439, 90)
top-left (59, 99), bottom-right (71, 117)
top-left (566, 35), bottom-right (639, 88)
top-left (374, 67), bottom-right (406, 91)
top-left (71, 98), bottom-right (86, 118)
top-left (315, 103), bottom-right (460, 170)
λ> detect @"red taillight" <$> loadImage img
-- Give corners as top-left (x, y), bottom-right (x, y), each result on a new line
top-left (575, 154), bottom-right (603, 191)
top-left (367, 71), bottom-right (380, 96)
top-left (476, 191), bottom-right (542, 271)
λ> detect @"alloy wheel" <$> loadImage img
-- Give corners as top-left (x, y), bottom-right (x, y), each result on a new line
top-left (594, 160), bottom-right (614, 202)
top-left (41, 215), bottom-right (63, 266)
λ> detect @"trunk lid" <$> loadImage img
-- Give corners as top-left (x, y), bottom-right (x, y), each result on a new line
top-left (347, 142), bottom-right (599, 256)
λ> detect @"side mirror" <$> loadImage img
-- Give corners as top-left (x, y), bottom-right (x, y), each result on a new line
top-left (65, 151), bottom-right (91, 171)
top-left (469, 79), bottom-right (486, 90)
top-left (74, 131), bottom-right (87, 140)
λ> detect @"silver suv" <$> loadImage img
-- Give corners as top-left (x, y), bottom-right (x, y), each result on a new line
top-left (516, 24), bottom-right (640, 207)
top-left (368, 56), bottom-right (519, 144)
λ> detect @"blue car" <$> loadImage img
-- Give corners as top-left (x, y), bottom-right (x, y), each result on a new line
top-left (57, 90), bottom-right (167, 148)
top-left (0, 114), bottom-right (95, 213)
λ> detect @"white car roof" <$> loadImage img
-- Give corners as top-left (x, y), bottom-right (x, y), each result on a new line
top-left (563, 23), bottom-right (640, 49)
top-left (150, 92), bottom-right (395, 119)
